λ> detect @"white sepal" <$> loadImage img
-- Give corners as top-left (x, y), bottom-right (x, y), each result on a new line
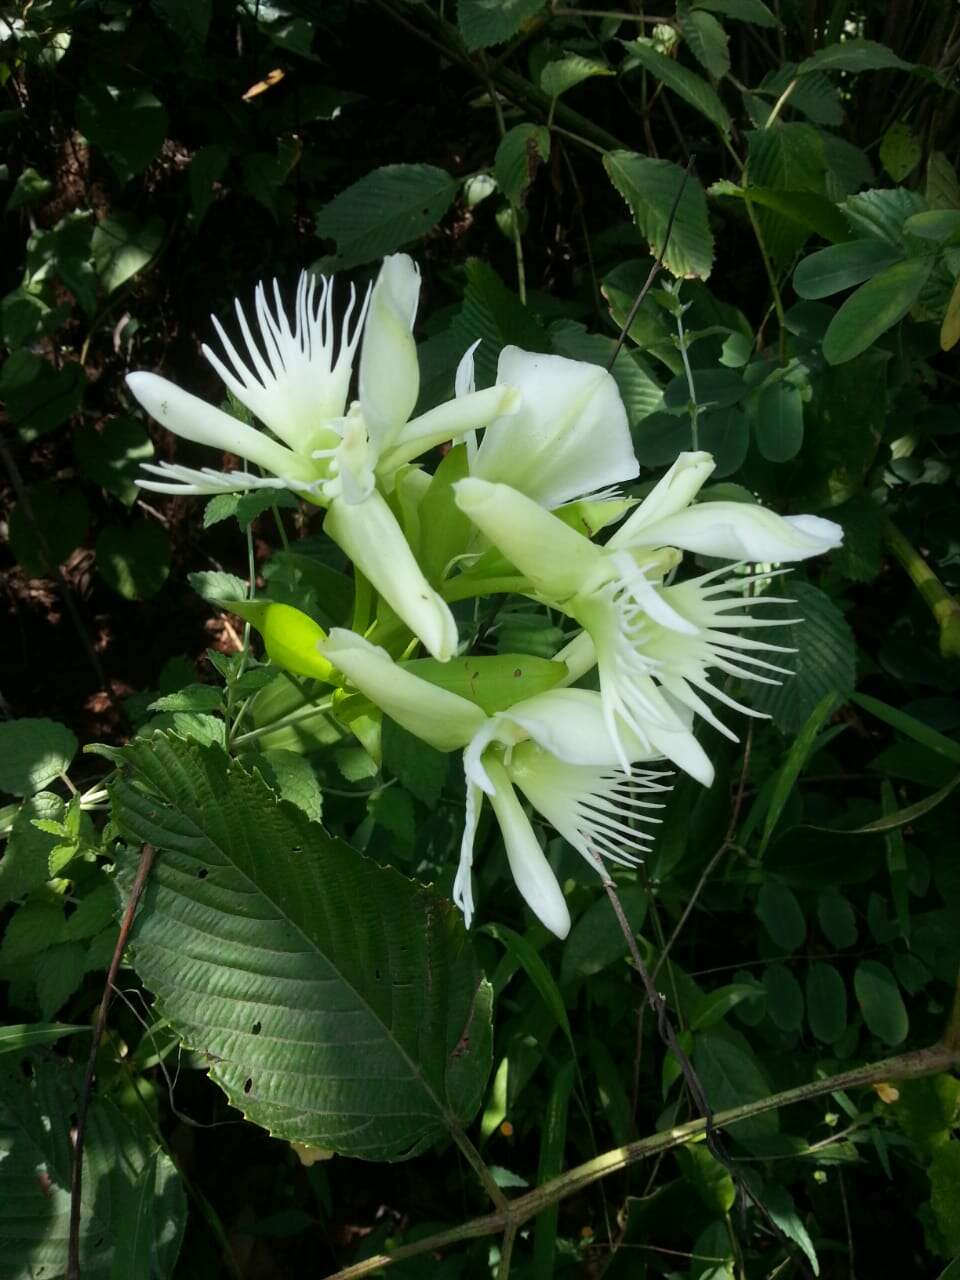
top-left (620, 500), bottom-right (843, 563)
top-left (608, 451), bottom-right (715, 549)
top-left (358, 254), bottom-right (421, 452)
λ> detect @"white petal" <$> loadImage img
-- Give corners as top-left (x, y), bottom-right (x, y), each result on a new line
top-left (495, 688), bottom-right (648, 768)
top-left (484, 757), bottom-right (571, 939)
top-left (455, 340), bottom-right (480, 398)
top-left (454, 478), bottom-right (605, 601)
top-left (359, 254), bottom-right (421, 452)
top-left (378, 385), bottom-right (520, 475)
top-left (319, 629), bottom-right (485, 750)
top-left (472, 347), bottom-right (639, 508)
top-left (626, 501), bottom-right (844, 563)
top-left (453, 776), bottom-right (484, 928)
top-left (126, 371), bottom-right (314, 482)
top-left (136, 462), bottom-right (289, 496)
top-left (608, 451), bottom-right (715, 549)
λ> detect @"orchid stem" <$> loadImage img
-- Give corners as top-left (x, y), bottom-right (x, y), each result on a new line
top-left (883, 516), bottom-right (960, 659)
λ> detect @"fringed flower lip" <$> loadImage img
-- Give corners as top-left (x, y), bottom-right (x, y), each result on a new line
top-left (317, 629), bottom-right (672, 939)
top-left (453, 458), bottom-right (843, 775)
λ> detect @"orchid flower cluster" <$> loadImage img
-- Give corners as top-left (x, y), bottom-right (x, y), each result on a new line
top-left (129, 254), bottom-right (842, 940)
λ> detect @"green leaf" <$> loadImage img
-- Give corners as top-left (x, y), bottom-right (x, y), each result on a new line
top-left (314, 164), bottom-right (459, 270)
top-left (758, 692), bottom-right (840, 853)
top-left (457, 0), bottom-right (544, 50)
top-left (851, 693), bottom-right (960, 767)
top-left (74, 416), bottom-right (154, 506)
top-left (0, 719), bottom-right (77, 797)
top-left (793, 240), bottom-right (904, 300)
top-left (757, 881), bottom-right (806, 951)
top-left (817, 891), bottom-right (858, 948)
top-left (540, 53), bottom-right (613, 97)
top-left (712, 180), bottom-right (851, 249)
top-left (449, 259), bottom-right (550, 387)
top-left (675, 1142), bottom-right (735, 1213)
top-left (880, 122), bottom-right (922, 182)
top-left (0, 1022), bottom-right (85, 1056)
top-left (0, 792), bottom-right (65, 905)
top-left (406, 654), bottom-right (565, 716)
top-left (854, 960), bottom-right (908, 1045)
top-left (689, 982), bottom-right (764, 1030)
top-left (692, 1030), bottom-right (779, 1142)
top-left (256, 749), bottom-right (324, 823)
top-left (750, 582), bottom-right (855, 734)
top-left (76, 86), bottom-right (168, 183)
top-left (624, 42), bottom-right (731, 134)
top-left (682, 9), bottom-right (730, 80)
top-left (931, 1146), bottom-right (960, 1258)
top-left (754, 379), bottom-right (804, 461)
top-left (763, 962), bottom-right (804, 1032)
top-left (36, 942), bottom-right (87, 1018)
top-left (202, 493), bottom-right (240, 527)
top-left (763, 1183), bottom-right (820, 1276)
top-left (823, 255), bottom-right (936, 365)
top-left (234, 488), bottom-right (299, 532)
top-left (604, 152), bottom-right (714, 279)
top-left (111, 733), bottom-right (492, 1160)
top-left (841, 186), bottom-right (927, 247)
top-left (8, 481), bottom-right (89, 577)
top-left (5, 166), bottom-right (52, 211)
top-left (493, 123), bottom-right (550, 206)
top-left (692, 0), bottom-right (778, 26)
top-left (0, 351), bottom-right (85, 441)
top-left (798, 38), bottom-right (914, 77)
top-left (560, 884), bottom-right (647, 984)
top-left (96, 521), bottom-right (171, 600)
top-left (0, 1059), bottom-right (186, 1277)
top-left (485, 923), bottom-right (573, 1050)
top-left (806, 961), bottom-right (847, 1043)
top-left (149, 685), bottom-right (223, 714)
top-left (381, 717), bottom-right (448, 807)
top-left (743, 124), bottom-right (828, 267)
top-left (187, 570), bottom-right (248, 604)
top-left (91, 213), bottom-right (164, 294)
top-left (150, 0), bottom-right (211, 48)
top-left (532, 1058), bottom-right (576, 1280)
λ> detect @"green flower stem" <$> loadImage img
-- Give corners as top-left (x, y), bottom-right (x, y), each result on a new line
top-left (883, 517), bottom-right (960, 659)
top-left (325, 1041), bottom-right (960, 1280)
top-left (231, 697), bottom-right (334, 749)
top-left (440, 576), bottom-right (531, 604)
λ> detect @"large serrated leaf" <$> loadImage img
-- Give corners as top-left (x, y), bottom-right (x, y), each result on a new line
top-left (682, 9), bottom-right (730, 80)
top-left (624, 43), bottom-right (731, 134)
top-left (604, 152), bottom-right (714, 279)
top-left (457, 0), bottom-right (544, 50)
top-left (749, 582), bottom-right (856, 734)
top-left (314, 164), bottom-right (459, 270)
top-left (798, 38), bottom-right (914, 77)
top-left (0, 1058), bottom-right (185, 1278)
top-left (110, 733), bottom-right (492, 1161)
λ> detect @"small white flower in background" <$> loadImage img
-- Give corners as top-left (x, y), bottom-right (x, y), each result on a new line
top-left (319, 629), bottom-right (672, 939)
top-left (454, 453), bottom-right (843, 777)
top-left (126, 255), bottom-right (517, 661)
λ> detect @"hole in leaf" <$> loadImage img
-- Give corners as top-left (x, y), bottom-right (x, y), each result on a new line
top-left (197, 867), bottom-right (209, 879)
top-left (251, 1021), bottom-right (261, 1036)
top-left (291, 846), bottom-right (302, 854)
top-left (374, 967), bottom-right (382, 980)
top-left (243, 1077), bottom-right (253, 1094)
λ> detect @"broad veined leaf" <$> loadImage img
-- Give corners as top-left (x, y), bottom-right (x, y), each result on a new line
top-left (0, 718), bottom-right (78, 797)
top-left (854, 960), bottom-right (908, 1045)
top-left (691, 0), bottom-right (778, 26)
top-left (681, 9), bottom-right (730, 80)
top-left (315, 164), bottom-right (459, 270)
top-left (806, 961), bottom-right (847, 1043)
top-left (111, 732), bottom-right (492, 1160)
top-left (0, 1058), bottom-right (185, 1278)
top-left (880, 122), bottom-right (922, 183)
top-left (494, 123), bottom-right (550, 206)
top-left (457, 0), bottom-right (544, 50)
top-left (0, 1022), bottom-right (85, 1056)
top-left (540, 53), bottom-right (613, 97)
top-left (623, 42), bottom-right (731, 134)
top-left (797, 38), bottom-right (914, 77)
top-left (604, 151), bottom-right (715, 279)
top-left (823, 255), bottom-right (936, 364)
top-left (90, 213), bottom-right (165, 294)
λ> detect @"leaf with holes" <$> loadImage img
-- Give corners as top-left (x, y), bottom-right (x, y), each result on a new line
top-left (315, 164), bottom-right (459, 270)
top-left (604, 152), bottom-right (714, 279)
top-left (110, 732), bottom-right (492, 1161)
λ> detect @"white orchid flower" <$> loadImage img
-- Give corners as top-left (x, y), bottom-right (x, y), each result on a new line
top-left (126, 255), bottom-right (519, 661)
top-left (320, 629), bottom-right (671, 939)
top-left (454, 454), bottom-right (843, 775)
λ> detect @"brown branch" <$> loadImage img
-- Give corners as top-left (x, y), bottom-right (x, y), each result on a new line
top-left (67, 844), bottom-right (156, 1280)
